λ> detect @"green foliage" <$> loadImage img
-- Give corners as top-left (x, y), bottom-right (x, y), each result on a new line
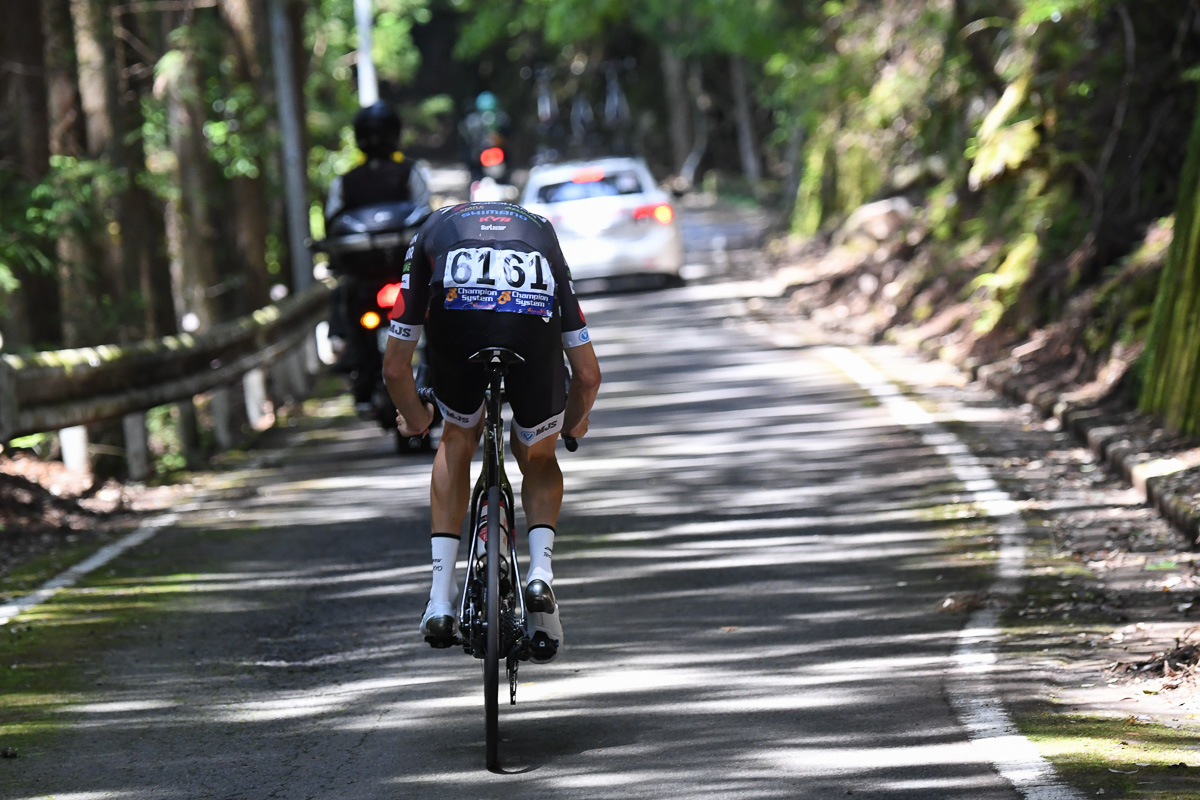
top-left (146, 405), bottom-right (187, 477)
top-left (203, 75), bottom-right (272, 181)
top-left (5, 433), bottom-right (53, 456)
top-left (968, 232), bottom-right (1041, 333)
top-left (451, 0), bottom-right (784, 60)
top-left (967, 73), bottom-right (1042, 190)
top-left (0, 157), bottom-right (129, 299)
top-left (304, 0), bottom-right (434, 193)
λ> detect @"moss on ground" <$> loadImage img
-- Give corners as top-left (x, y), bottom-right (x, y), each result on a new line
top-left (0, 542), bottom-right (200, 763)
top-left (1020, 712), bottom-right (1200, 798)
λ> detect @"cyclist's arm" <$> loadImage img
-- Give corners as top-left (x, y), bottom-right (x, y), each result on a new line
top-left (383, 336), bottom-right (432, 435)
top-left (547, 230), bottom-right (601, 437)
top-left (563, 341), bottom-right (600, 439)
top-left (383, 227), bottom-right (436, 434)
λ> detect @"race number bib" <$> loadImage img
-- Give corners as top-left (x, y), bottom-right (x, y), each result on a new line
top-left (443, 247), bottom-right (556, 319)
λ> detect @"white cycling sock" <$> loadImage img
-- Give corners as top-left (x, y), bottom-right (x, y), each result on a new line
top-left (526, 526), bottom-right (555, 585)
top-left (429, 534), bottom-right (460, 604)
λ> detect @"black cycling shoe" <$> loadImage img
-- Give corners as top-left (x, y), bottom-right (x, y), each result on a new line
top-left (525, 581), bottom-right (562, 664)
top-left (524, 579), bottom-right (556, 613)
top-left (420, 601), bottom-right (459, 648)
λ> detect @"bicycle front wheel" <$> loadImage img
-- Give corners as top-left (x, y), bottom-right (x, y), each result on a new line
top-left (484, 484), bottom-right (501, 771)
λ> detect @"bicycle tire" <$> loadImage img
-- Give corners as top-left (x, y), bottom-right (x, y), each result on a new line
top-left (484, 484), bottom-right (501, 771)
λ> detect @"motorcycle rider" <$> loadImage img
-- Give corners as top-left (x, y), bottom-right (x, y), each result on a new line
top-left (325, 100), bottom-right (432, 377)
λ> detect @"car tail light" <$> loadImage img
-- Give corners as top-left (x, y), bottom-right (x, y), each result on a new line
top-left (377, 282), bottom-right (403, 308)
top-left (480, 147), bottom-right (506, 167)
top-left (359, 310), bottom-right (382, 330)
top-left (633, 203), bottom-right (674, 224)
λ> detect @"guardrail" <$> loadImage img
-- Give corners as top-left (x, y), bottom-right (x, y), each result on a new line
top-left (0, 280), bottom-right (332, 472)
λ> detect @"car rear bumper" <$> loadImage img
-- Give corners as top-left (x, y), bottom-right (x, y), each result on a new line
top-left (559, 228), bottom-right (685, 281)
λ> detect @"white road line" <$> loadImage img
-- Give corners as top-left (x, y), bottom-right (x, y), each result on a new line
top-left (0, 514), bottom-right (177, 626)
top-left (820, 346), bottom-right (1086, 800)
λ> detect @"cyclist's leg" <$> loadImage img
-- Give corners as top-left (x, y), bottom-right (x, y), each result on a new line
top-left (420, 414), bottom-right (484, 643)
top-left (424, 318), bottom-right (488, 536)
top-left (509, 433), bottom-right (563, 532)
top-left (505, 338), bottom-right (566, 596)
top-left (431, 415), bottom-right (484, 533)
top-left (421, 323), bottom-right (486, 642)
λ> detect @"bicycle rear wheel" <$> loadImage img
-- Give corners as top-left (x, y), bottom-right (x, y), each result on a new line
top-left (484, 484), bottom-right (501, 771)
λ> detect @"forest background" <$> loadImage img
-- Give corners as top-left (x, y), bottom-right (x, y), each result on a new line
top-left (4, 0), bottom-right (1200, 476)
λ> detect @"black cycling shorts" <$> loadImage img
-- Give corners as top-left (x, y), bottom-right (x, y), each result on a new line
top-left (425, 305), bottom-right (567, 445)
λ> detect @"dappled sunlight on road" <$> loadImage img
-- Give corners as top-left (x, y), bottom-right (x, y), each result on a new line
top-left (5, 282), bottom-right (1025, 799)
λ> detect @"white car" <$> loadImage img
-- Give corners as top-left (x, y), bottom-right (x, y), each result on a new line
top-left (520, 157), bottom-right (685, 286)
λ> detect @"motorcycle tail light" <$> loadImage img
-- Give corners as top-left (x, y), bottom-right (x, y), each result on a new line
top-left (360, 310), bottom-right (382, 330)
top-left (633, 203), bottom-right (674, 224)
top-left (377, 282), bottom-right (403, 308)
top-left (480, 147), bottom-right (506, 167)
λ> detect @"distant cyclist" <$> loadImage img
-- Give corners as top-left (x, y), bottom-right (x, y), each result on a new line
top-left (382, 201), bottom-right (601, 663)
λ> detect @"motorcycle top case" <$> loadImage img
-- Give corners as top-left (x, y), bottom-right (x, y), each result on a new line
top-left (324, 201), bottom-right (431, 279)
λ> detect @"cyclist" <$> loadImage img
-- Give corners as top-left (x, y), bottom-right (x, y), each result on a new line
top-left (324, 101), bottom-right (431, 374)
top-left (382, 201), bottom-right (601, 663)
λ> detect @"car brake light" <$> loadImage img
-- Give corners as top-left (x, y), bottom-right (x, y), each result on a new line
top-left (360, 310), bottom-right (382, 330)
top-left (633, 203), bottom-right (674, 224)
top-left (377, 282), bottom-right (402, 308)
top-left (480, 147), bottom-right (505, 167)
top-left (571, 167), bottom-right (606, 183)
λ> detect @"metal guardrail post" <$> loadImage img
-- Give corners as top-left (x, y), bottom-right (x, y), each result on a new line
top-left (0, 358), bottom-right (15, 444)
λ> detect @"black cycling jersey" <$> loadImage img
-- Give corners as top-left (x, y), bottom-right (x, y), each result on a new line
top-left (388, 202), bottom-right (591, 442)
top-left (325, 156), bottom-right (415, 221)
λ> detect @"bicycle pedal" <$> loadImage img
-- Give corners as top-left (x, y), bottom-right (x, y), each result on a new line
top-left (424, 633), bottom-right (461, 649)
top-left (528, 632), bottom-right (559, 663)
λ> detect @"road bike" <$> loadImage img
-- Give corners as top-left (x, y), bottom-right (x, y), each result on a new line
top-left (418, 347), bottom-right (575, 772)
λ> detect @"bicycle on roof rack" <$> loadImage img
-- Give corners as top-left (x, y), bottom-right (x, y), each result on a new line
top-left (417, 346), bottom-right (576, 772)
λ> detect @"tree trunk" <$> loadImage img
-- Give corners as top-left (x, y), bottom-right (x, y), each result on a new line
top-left (72, 0), bottom-right (150, 481)
top-left (42, 0), bottom-right (93, 350)
top-left (220, 0), bottom-right (273, 313)
top-left (112, 8), bottom-right (172, 340)
top-left (660, 44), bottom-right (691, 179)
top-left (0, 0), bottom-right (61, 350)
top-left (1140, 82), bottom-right (1200, 434)
top-left (161, 10), bottom-right (221, 332)
top-left (781, 122), bottom-right (807, 222)
top-left (72, 0), bottom-right (160, 345)
top-left (730, 55), bottom-right (761, 189)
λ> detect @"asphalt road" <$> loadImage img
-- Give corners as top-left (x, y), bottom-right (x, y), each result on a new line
top-left (3, 272), bottom-right (1067, 800)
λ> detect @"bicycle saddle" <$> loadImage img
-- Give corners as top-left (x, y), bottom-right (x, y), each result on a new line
top-left (468, 347), bottom-right (526, 366)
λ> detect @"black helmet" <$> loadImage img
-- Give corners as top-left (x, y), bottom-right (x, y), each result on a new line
top-left (353, 101), bottom-right (402, 157)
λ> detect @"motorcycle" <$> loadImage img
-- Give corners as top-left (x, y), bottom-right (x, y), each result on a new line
top-left (314, 199), bottom-right (440, 454)
top-left (468, 131), bottom-right (520, 202)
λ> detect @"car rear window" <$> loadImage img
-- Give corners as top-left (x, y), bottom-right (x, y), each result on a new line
top-left (535, 169), bottom-right (644, 203)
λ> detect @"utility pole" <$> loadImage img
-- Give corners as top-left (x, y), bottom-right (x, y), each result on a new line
top-left (354, 0), bottom-right (378, 107)
top-left (268, 0), bottom-right (312, 291)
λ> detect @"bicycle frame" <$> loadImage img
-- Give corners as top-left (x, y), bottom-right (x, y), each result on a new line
top-left (459, 354), bottom-right (528, 660)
